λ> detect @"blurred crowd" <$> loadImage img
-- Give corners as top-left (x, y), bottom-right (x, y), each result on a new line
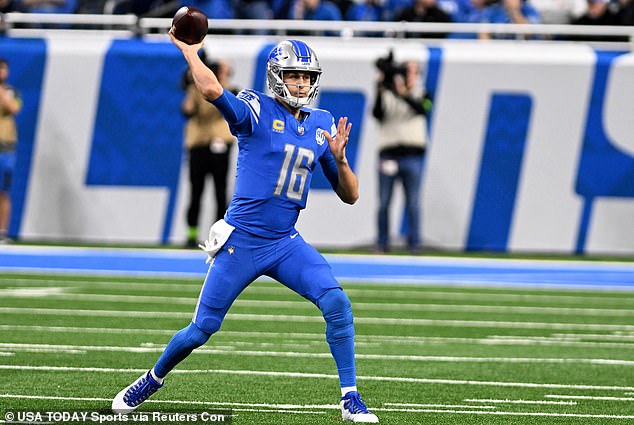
top-left (0, 0), bottom-right (631, 28)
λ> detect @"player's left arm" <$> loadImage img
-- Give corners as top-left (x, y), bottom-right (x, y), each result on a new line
top-left (324, 117), bottom-right (358, 205)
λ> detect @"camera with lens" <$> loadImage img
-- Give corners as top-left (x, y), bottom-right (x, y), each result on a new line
top-left (375, 50), bottom-right (407, 91)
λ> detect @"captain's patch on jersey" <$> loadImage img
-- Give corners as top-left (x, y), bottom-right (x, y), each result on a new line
top-left (273, 119), bottom-right (285, 133)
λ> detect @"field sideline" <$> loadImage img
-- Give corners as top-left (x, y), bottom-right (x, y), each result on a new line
top-left (1, 246), bottom-right (634, 424)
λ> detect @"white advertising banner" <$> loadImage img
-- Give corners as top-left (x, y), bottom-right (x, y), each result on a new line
top-left (3, 35), bottom-right (633, 255)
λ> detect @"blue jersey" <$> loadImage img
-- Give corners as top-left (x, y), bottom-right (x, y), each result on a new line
top-left (211, 89), bottom-right (340, 238)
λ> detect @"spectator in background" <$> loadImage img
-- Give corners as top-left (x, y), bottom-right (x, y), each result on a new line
top-left (618, 0), bottom-right (634, 24)
top-left (76, 0), bottom-right (106, 14)
top-left (382, 0), bottom-right (413, 21)
top-left (438, 0), bottom-right (473, 21)
top-left (398, 0), bottom-right (451, 37)
top-left (182, 56), bottom-right (237, 248)
top-left (479, 0), bottom-right (541, 39)
top-left (572, 0), bottom-right (620, 25)
top-left (449, 0), bottom-right (487, 38)
top-left (331, 0), bottom-right (355, 17)
top-left (292, 0), bottom-right (343, 20)
top-left (0, 58), bottom-right (22, 243)
top-left (17, 0), bottom-right (77, 13)
top-left (372, 53), bottom-right (430, 253)
top-left (462, 0), bottom-right (487, 22)
top-left (0, 0), bottom-right (18, 12)
top-left (104, 0), bottom-right (171, 15)
top-left (346, 0), bottom-right (383, 23)
top-left (232, 0), bottom-right (273, 34)
top-left (570, 0), bottom-right (622, 40)
top-left (530, 0), bottom-right (586, 24)
top-left (182, 0), bottom-right (234, 19)
top-left (271, 0), bottom-right (293, 18)
top-left (233, 0), bottom-right (273, 20)
top-left (291, 0), bottom-right (343, 36)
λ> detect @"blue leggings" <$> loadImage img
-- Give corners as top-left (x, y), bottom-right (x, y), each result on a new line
top-left (153, 322), bottom-right (210, 378)
top-left (153, 287), bottom-right (356, 387)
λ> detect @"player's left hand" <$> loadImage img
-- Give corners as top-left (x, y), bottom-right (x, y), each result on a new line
top-left (324, 117), bottom-right (352, 165)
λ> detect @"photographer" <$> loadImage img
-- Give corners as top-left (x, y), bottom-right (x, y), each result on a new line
top-left (181, 55), bottom-right (238, 248)
top-left (372, 53), bottom-right (430, 253)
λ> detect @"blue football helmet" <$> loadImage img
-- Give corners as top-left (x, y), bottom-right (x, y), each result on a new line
top-left (266, 40), bottom-right (322, 108)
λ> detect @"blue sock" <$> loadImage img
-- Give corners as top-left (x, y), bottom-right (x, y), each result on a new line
top-left (153, 322), bottom-right (211, 378)
top-left (317, 288), bottom-right (356, 388)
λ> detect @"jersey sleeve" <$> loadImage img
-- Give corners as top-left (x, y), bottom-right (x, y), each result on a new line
top-left (210, 88), bottom-right (261, 137)
top-left (318, 116), bottom-right (340, 191)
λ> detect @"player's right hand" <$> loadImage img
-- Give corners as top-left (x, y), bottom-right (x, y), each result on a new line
top-left (168, 28), bottom-right (204, 53)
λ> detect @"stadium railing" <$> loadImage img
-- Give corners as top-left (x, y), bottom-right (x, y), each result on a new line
top-left (1, 12), bottom-right (633, 50)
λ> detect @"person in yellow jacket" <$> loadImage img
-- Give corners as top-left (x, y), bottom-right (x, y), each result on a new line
top-left (182, 57), bottom-right (237, 247)
top-left (0, 58), bottom-right (22, 243)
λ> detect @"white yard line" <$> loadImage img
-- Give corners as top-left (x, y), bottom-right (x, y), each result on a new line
top-left (2, 325), bottom-right (633, 350)
top-left (0, 287), bottom-right (67, 296)
top-left (5, 290), bottom-right (634, 317)
top-left (0, 325), bottom-right (177, 335)
top-left (3, 342), bottom-right (634, 366)
top-left (0, 307), bottom-right (192, 318)
top-left (384, 403), bottom-right (496, 409)
top-left (0, 278), bottom-right (203, 291)
top-left (3, 307), bottom-right (634, 331)
top-left (370, 408), bottom-right (634, 419)
top-left (545, 395), bottom-right (634, 401)
top-left (480, 337), bottom-right (634, 349)
top-left (550, 333), bottom-right (634, 341)
top-left (464, 398), bottom-right (577, 405)
top-left (1, 365), bottom-right (633, 391)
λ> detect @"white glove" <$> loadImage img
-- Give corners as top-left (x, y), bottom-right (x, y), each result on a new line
top-left (199, 219), bottom-right (235, 264)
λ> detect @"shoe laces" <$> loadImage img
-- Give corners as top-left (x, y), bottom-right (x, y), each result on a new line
top-left (124, 374), bottom-right (161, 407)
top-left (342, 391), bottom-right (370, 414)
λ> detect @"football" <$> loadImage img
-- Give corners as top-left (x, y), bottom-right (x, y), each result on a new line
top-left (171, 6), bottom-right (208, 45)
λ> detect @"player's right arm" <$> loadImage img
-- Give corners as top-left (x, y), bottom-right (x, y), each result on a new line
top-left (169, 29), bottom-right (255, 135)
top-left (169, 29), bottom-right (223, 101)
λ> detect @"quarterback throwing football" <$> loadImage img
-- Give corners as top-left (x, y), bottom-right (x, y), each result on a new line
top-left (112, 32), bottom-right (379, 423)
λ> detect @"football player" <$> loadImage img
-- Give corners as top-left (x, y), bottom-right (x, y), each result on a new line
top-left (112, 34), bottom-right (379, 423)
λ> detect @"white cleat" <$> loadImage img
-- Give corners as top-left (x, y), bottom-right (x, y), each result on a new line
top-left (112, 371), bottom-right (163, 414)
top-left (340, 391), bottom-right (379, 423)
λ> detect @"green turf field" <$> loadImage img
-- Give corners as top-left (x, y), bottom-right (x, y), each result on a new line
top-left (1, 271), bottom-right (634, 424)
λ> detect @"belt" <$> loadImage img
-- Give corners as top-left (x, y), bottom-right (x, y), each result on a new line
top-left (0, 141), bottom-right (16, 153)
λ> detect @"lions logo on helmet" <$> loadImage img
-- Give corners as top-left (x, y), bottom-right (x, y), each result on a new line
top-left (266, 40), bottom-right (322, 109)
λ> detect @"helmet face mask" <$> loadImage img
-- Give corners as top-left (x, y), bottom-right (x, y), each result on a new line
top-left (266, 40), bottom-right (322, 109)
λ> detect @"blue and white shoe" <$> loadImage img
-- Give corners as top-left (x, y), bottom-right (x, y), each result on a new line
top-left (112, 371), bottom-right (163, 414)
top-left (340, 391), bottom-right (379, 423)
